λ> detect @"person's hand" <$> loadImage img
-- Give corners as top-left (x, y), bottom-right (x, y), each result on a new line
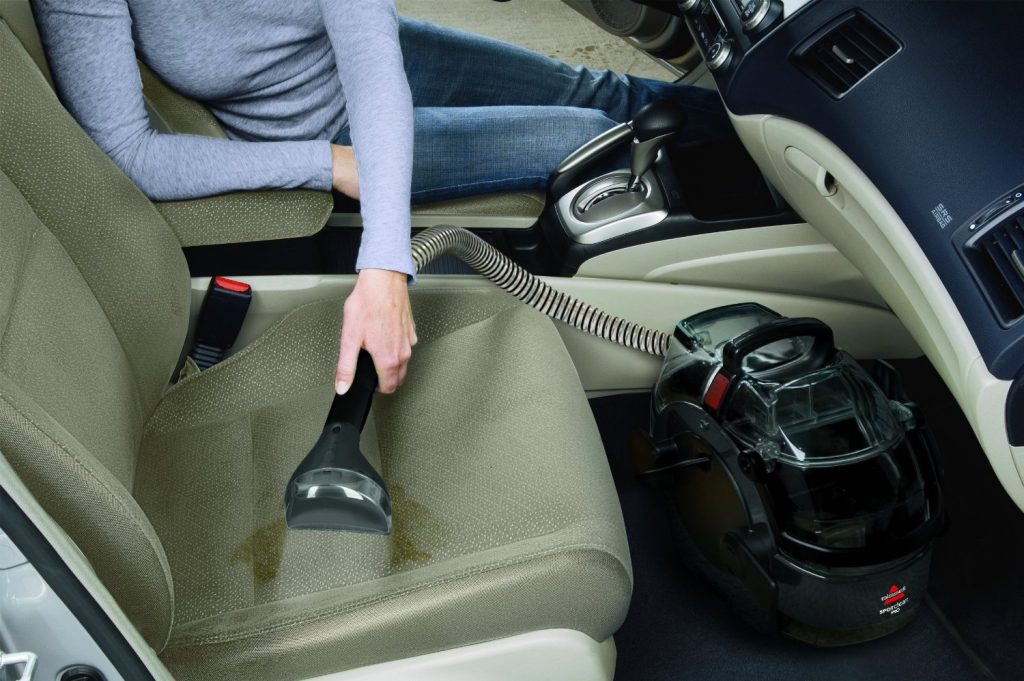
top-left (336, 269), bottom-right (417, 395)
top-left (331, 144), bottom-right (359, 199)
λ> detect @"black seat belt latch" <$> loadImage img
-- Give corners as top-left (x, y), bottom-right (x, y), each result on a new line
top-left (189, 276), bottom-right (252, 370)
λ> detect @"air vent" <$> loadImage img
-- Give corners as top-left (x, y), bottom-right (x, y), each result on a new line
top-left (964, 211), bottom-right (1024, 326)
top-left (793, 12), bottom-right (901, 98)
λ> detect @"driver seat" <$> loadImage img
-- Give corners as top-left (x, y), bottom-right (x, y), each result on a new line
top-left (0, 18), bottom-right (630, 681)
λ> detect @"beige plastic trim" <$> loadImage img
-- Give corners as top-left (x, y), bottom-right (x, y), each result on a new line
top-left (577, 222), bottom-right (886, 307)
top-left (327, 213), bottom-right (538, 230)
top-left (304, 630), bottom-right (615, 681)
top-left (185, 276), bottom-right (353, 358)
top-left (534, 275), bottom-right (917, 391)
top-left (0, 455), bottom-right (173, 680)
top-left (329, 191), bottom-right (545, 230)
top-left (190, 274), bottom-right (918, 395)
top-left (729, 112), bottom-right (1024, 510)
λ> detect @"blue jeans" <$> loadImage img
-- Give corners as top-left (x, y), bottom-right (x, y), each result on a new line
top-left (334, 18), bottom-right (732, 205)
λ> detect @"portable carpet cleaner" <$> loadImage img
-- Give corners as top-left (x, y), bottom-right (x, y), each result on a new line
top-left (283, 201), bottom-right (944, 649)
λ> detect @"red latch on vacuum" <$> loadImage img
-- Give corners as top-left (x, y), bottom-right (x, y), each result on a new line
top-left (703, 371), bottom-right (731, 411)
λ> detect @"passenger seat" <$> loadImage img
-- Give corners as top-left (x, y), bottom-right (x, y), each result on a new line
top-left (0, 17), bottom-right (630, 681)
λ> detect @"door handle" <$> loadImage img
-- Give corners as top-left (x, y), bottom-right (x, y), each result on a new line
top-left (784, 146), bottom-right (838, 197)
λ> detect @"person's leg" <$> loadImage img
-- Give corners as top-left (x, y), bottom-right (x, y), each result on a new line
top-left (334, 104), bottom-right (620, 204)
top-left (397, 18), bottom-right (732, 144)
top-left (412, 106), bottom-right (618, 204)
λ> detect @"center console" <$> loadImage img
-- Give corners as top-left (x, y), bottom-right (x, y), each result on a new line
top-left (546, 96), bottom-right (792, 274)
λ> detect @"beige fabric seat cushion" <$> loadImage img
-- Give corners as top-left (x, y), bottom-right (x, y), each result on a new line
top-left (1, 17), bottom-right (628, 679)
top-left (136, 287), bottom-right (631, 680)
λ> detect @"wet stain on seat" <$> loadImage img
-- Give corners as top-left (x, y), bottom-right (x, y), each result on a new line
top-left (231, 518), bottom-right (286, 583)
top-left (229, 487), bottom-right (448, 580)
top-left (389, 484), bottom-right (446, 570)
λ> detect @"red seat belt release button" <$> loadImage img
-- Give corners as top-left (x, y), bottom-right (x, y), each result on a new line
top-left (213, 276), bottom-right (251, 294)
top-left (188, 277), bottom-right (253, 371)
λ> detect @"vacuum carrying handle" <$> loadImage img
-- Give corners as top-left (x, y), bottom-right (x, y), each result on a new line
top-left (722, 318), bottom-right (835, 377)
top-left (328, 350), bottom-right (378, 430)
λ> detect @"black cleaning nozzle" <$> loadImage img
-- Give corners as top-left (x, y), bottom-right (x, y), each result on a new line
top-left (284, 350), bottom-right (392, 533)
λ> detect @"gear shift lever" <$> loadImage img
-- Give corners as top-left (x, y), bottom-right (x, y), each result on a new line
top-left (628, 100), bottom-right (688, 191)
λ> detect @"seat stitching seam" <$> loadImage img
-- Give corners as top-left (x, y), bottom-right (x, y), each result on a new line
top-left (0, 221), bottom-right (40, 351)
top-left (0, 187), bottom-right (149, 425)
top-left (0, 389), bottom-right (175, 651)
top-left (411, 301), bottom-right (528, 351)
top-left (151, 298), bottom-right (336, 408)
top-left (247, 409), bottom-right (257, 609)
top-left (166, 542), bottom-right (628, 647)
top-left (149, 295), bottom-right (538, 432)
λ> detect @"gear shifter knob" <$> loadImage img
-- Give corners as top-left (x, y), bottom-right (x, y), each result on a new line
top-left (628, 100), bottom-right (688, 191)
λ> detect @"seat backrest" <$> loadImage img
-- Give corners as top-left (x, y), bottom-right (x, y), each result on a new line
top-left (0, 20), bottom-right (189, 649)
top-left (0, 0), bottom-right (52, 85)
top-left (0, 0), bottom-right (333, 251)
top-left (0, 0), bottom-right (227, 140)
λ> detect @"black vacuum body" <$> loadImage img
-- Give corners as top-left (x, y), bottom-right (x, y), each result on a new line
top-left (639, 304), bottom-right (944, 645)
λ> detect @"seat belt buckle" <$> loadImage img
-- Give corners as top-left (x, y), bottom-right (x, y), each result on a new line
top-left (189, 276), bottom-right (252, 370)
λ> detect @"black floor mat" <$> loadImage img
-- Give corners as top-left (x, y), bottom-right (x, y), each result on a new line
top-left (889, 359), bottom-right (1024, 681)
top-left (591, 392), bottom-right (996, 681)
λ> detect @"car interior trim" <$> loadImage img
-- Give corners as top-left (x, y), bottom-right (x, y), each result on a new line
top-left (730, 111), bottom-right (1024, 511)
top-left (303, 630), bottom-right (615, 681)
top-left (183, 274), bottom-right (920, 398)
top-left (576, 221), bottom-right (886, 307)
top-left (326, 213), bottom-right (539, 230)
top-left (0, 457), bottom-right (169, 680)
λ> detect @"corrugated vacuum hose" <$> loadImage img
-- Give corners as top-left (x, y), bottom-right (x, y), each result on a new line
top-left (286, 225), bottom-right (671, 534)
top-left (411, 225), bottom-right (670, 357)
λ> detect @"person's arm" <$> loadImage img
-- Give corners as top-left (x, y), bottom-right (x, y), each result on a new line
top-left (319, 0), bottom-right (415, 277)
top-left (320, 0), bottom-right (417, 395)
top-left (31, 0), bottom-right (335, 201)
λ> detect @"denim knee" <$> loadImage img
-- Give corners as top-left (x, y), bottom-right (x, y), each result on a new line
top-left (563, 109), bottom-right (618, 152)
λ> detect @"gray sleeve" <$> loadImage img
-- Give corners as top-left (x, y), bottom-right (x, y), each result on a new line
top-left (31, 0), bottom-right (334, 202)
top-left (321, 0), bottom-right (415, 277)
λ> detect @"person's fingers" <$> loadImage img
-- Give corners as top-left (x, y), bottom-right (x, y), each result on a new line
top-left (335, 321), bottom-right (361, 395)
top-left (341, 269), bottom-right (415, 394)
top-left (375, 357), bottom-right (401, 394)
top-left (396, 340), bottom-right (412, 387)
top-left (371, 339), bottom-right (412, 394)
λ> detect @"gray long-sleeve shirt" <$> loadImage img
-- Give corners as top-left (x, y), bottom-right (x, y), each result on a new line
top-left (31, 0), bottom-right (415, 276)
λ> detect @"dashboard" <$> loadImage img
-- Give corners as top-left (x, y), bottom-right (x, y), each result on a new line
top-left (671, 0), bottom-right (1024, 504)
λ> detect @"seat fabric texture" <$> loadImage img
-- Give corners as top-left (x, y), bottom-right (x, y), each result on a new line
top-left (142, 289), bottom-right (631, 679)
top-left (0, 20), bottom-right (631, 681)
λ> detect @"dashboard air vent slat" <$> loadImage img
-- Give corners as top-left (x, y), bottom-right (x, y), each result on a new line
top-left (965, 214), bottom-right (1024, 325)
top-left (793, 12), bottom-right (901, 99)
